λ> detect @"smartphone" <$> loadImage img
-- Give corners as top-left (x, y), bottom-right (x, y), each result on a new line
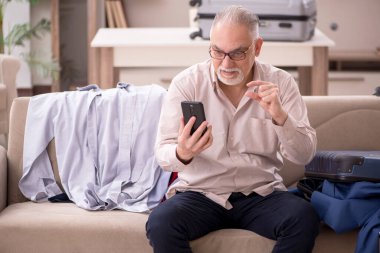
top-left (181, 101), bottom-right (207, 135)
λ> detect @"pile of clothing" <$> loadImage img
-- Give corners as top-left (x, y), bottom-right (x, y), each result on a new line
top-left (19, 83), bottom-right (171, 212)
top-left (297, 178), bottom-right (380, 253)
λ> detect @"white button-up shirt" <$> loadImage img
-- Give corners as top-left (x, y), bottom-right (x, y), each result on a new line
top-left (155, 59), bottom-right (317, 209)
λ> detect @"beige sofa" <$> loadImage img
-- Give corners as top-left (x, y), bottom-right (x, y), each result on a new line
top-left (1, 95), bottom-right (380, 253)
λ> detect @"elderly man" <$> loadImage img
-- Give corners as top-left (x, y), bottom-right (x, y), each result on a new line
top-left (146, 5), bottom-right (319, 253)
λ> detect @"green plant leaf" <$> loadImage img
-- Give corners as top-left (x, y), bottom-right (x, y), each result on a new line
top-left (5, 18), bottom-right (50, 50)
top-left (25, 52), bottom-right (61, 81)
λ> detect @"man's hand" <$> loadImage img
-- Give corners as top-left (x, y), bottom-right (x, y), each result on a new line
top-left (245, 80), bottom-right (288, 126)
top-left (176, 116), bottom-right (213, 164)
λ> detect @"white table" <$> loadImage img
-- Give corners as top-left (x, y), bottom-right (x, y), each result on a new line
top-left (91, 28), bottom-right (334, 95)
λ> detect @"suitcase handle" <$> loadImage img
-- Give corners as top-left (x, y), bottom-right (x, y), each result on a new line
top-left (189, 29), bottom-right (202, 40)
top-left (189, 0), bottom-right (202, 7)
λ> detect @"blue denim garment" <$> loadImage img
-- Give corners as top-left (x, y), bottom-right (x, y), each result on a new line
top-left (311, 180), bottom-right (380, 253)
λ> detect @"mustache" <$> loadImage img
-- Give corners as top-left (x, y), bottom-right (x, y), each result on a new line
top-left (218, 67), bottom-right (241, 73)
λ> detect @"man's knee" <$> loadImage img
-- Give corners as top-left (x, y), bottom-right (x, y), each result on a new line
top-left (146, 197), bottom-right (192, 243)
top-left (146, 198), bottom-right (196, 253)
top-left (284, 195), bottom-right (320, 238)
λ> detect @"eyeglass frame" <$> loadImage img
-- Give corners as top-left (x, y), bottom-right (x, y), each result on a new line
top-left (209, 40), bottom-right (256, 61)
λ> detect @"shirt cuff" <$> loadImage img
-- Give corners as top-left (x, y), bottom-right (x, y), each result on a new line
top-left (272, 114), bottom-right (304, 141)
top-left (166, 145), bottom-right (192, 172)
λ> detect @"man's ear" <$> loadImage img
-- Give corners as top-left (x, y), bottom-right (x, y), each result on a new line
top-left (254, 37), bottom-right (263, 57)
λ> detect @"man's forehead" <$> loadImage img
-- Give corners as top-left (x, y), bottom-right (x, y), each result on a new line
top-left (211, 22), bottom-right (251, 36)
top-left (210, 42), bottom-right (247, 52)
top-left (210, 23), bottom-right (253, 49)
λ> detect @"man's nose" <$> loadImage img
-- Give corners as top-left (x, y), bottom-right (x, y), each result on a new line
top-left (221, 55), bottom-right (235, 68)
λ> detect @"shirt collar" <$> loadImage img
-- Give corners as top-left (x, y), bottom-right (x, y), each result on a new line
top-left (209, 60), bottom-right (218, 89)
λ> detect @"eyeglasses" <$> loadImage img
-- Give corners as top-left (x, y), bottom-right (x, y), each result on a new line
top-left (209, 42), bottom-right (255, 61)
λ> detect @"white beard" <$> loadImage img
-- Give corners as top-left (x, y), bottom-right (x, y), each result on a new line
top-left (217, 66), bottom-right (245, 86)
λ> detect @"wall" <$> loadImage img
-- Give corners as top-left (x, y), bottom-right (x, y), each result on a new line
top-left (59, 0), bottom-right (88, 90)
top-left (123, 0), bottom-right (189, 27)
top-left (316, 0), bottom-right (380, 54)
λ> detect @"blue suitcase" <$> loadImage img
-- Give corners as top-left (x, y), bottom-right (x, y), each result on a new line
top-left (305, 151), bottom-right (380, 182)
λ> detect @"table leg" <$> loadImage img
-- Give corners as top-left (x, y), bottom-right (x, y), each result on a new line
top-left (311, 47), bottom-right (329, 95)
top-left (298, 66), bottom-right (311, 95)
top-left (298, 47), bottom-right (329, 96)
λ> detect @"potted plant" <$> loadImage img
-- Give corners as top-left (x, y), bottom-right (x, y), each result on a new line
top-left (0, 0), bottom-right (60, 85)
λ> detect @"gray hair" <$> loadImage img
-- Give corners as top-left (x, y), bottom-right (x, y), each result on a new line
top-left (211, 5), bottom-right (260, 38)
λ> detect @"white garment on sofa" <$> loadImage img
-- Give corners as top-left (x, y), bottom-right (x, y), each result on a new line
top-left (19, 84), bottom-right (170, 212)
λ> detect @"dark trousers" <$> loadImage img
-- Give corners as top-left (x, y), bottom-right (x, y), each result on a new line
top-left (146, 191), bottom-right (320, 253)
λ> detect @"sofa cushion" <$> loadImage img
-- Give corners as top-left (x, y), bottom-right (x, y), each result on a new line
top-left (191, 229), bottom-right (275, 253)
top-left (306, 96), bottom-right (380, 150)
top-left (313, 226), bottom-right (358, 252)
top-left (0, 201), bottom-right (360, 253)
top-left (0, 202), bottom-right (276, 253)
top-left (0, 202), bottom-right (153, 253)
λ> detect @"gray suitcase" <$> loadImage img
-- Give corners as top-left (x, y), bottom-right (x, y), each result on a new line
top-left (189, 0), bottom-right (317, 41)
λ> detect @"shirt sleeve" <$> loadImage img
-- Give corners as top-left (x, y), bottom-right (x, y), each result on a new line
top-left (272, 75), bottom-right (317, 165)
top-left (154, 75), bottom-right (195, 172)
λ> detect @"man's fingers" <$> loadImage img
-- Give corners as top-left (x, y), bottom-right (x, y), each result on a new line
top-left (201, 129), bottom-right (213, 151)
top-left (247, 80), bottom-right (270, 87)
top-left (245, 91), bottom-right (261, 101)
top-left (259, 87), bottom-right (279, 98)
top-left (182, 116), bottom-right (196, 136)
top-left (178, 116), bottom-right (185, 134)
top-left (247, 81), bottom-right (277, 94)
top-left (192, 125), bottom-right (213, 153)
top-left (189, 120), bottom-right (208, 143)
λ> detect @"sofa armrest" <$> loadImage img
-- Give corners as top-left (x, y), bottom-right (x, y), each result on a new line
top-left (0, 145), bottom-right (7, 211)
